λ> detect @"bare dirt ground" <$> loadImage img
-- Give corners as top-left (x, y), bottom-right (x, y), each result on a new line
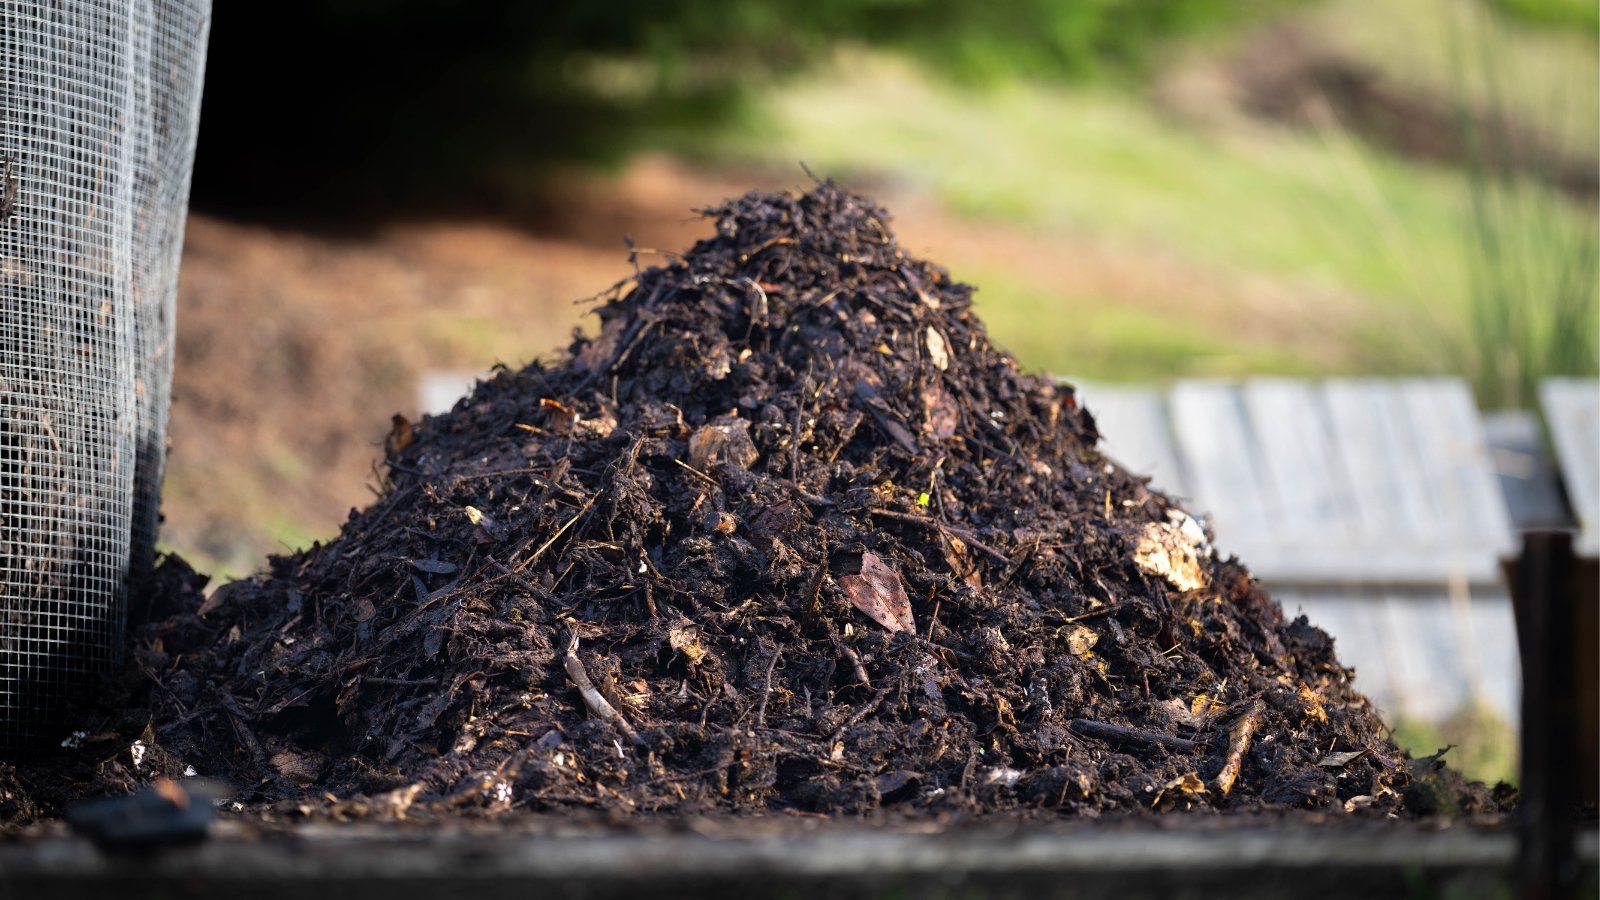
top-left (163, 156), bottom-right (1358, 577)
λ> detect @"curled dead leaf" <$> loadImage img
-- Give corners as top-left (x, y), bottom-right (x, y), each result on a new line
top-left (942, 534), bottom-right (984, 589)
top-left (1318, 749), bottom-right (1368, 768)
top-left (1298, 685), bottom-right (1330, 724)
top-left (1153, 771), bottom-right (1207, 806)
top-left (1134, 519), bottom-right (1208, 592)
top-left (1063, 623), bottom-right (1098, 657)
top-left (687, 418), bottom-right (759, 470)
top-left (838, 551), bottom-right (915, 634)
top-left (577, 411), bottom-right (617, 438)
top-left (1158, 697), bottom-right (1207, 729)
top-left (385, 414), bottom-right (414, 456)
top-left (270, 750), bottom-right (325, 786)
top-left (921, 381), bottom-right (958, 440)
top-left (668, 622), bottom-right (708, 666)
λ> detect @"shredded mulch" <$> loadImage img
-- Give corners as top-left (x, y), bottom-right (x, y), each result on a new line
top-left (3, 182), bottom-right (1507, 827)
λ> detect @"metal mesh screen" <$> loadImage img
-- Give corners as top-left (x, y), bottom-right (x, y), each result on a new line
top-left (0, 0), bottom-right (209, 752)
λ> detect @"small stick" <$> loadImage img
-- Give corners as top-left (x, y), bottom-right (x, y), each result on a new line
top-left (801, 535), bottom-right (828, 629)
top-left (361, 677), bottom-right (439, 688)
top-left (563, 629), bottom-right (640, 744)
top-left (1069, 718), bottom-right (1196, 753)
top-left (490, 560), bottom-right (543, 597)
top-left (671, 458), bottom-right (717, 485)
top-left (1214, 698), bottom-right (1265, 796)
top-left (868, 508), bottom-right (1011, 565)
top-left (519, 493), bottom-right (599, 571)
top-left (839, 643), bottom-right (871, 688)
top-left (756, 648), bottom-right (782, 729)
top-left (1062, 603), bottom-right (1123, 624)
top-left (829, 688), bottom-right (889, 745)
top-left (790, 408), bottom-right (803, 486)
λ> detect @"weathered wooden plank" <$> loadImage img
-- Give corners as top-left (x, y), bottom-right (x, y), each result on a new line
top-left (2, 827), bottom-right (1578, 900)
top-left (1088, 378), bottom-right (1509, 584)
top-left (1076, 383), bottom-right (1188, 499)
top-left (1465, 590), bottom-right (1521, 727)
top-left (1169, 381), bottom-right (1273, 549)
top-left (1322, 379), bottom-right (1437, 542)
top-left (1398, 379), bottom-right (1516, 559)
top-left (1377, 590), bottom-right (1476, 723)
top-left (1541, 378), bottom-right (1600, 557)
top-left (1242, 379), bottom-right (1358, 545)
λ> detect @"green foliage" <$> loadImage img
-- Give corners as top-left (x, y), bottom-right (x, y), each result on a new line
top-left (847, 0), bottom-right (1307, 83)
top-left (1450, 3), bottom-right (1599, 408)
top-left (192, 0), bottom-right (1302, 211)
top-left (1391, 702), bottom-right (1519, 787)
top-left (1486, 0), bottom-right (1599, 32)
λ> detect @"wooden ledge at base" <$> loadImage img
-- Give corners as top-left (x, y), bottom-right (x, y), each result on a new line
top-left (2, 824), bottom-right (1595, 900)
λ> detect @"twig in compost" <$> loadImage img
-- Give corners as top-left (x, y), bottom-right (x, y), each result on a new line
top-left (519, 493), bottom-right (600, 571)
top-left (790, 408), bottom-right (802, 485)
top-left (672, 458), bottom-right (718, 485)
top-left (1214, 698), bottom-right (1265, 796)
top-left (839, 643), bottom-right (871, 688)
top-left (868, 508), bottom-right (1011, 565)
top-left (562, 628), bottom-right (641, 744)
top-left (801, 535), bottom-right (828, 629)
top-left (362, 677), bottom-right (439, 688)
top-left (1062, 603), bottom-right (1124, 624)
top-left (1069, 718), bottom-right (1197, 753)
top-left (756, 648), bottom-right (782, 729)
top-left (490, 560), bottom-right (543, 599)
top-left (829, 688), bottom-right (890, 745)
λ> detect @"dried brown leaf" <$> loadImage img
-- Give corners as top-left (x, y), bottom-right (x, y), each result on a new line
top-left (1134, 521), bottom-right (1208, 592)
top-left (1318, 750), bottom-right (1368, 768)
top-left (1063, 623), bottom-right (1098, 657)
top-left (839, 551), bottom-right (915, 634)
top-left (687, 418), bottom-right (759, 470)
top-left (921, 381), bottom-right (958, 440)
top-left (668, 622), bottom-right (707, 665)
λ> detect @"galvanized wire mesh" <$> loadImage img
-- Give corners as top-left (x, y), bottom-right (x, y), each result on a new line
top-left (0, 0), bottom-right (208, 752)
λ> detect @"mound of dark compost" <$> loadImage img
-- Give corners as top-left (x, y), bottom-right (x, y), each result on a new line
top-left (136, 183), bottom-right (1454, 821)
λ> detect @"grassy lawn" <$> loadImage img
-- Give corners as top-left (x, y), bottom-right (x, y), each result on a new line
top-left (693, 1), bottom-right (1595, 395)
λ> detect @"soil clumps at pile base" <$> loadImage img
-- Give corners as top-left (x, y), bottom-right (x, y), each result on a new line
top-left (136, 183), bottom-right (1481, 821)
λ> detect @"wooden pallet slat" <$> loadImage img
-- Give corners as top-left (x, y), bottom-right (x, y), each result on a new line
top-left (1242, 378), bottom-right (1358, 545)
top-left (1377, 591), bottom-right (1473, 723)
top-left (1541, 378), bottom-right (1600, 557)
top-left (1398, 379), bottom-right (1516, 558)
top-left (1322, 379), bottom-right (1437, 542)
top-left (1169, 381), bottom-right (1274, 549)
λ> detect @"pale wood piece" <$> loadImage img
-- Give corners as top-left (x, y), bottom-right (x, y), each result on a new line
top-left (1541, 378), bottom-right (1599, 557)
top-left (1169, 381), bottom-right (1272, 546)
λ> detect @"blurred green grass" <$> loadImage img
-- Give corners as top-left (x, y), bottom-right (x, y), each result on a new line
top-left (1393, 703), bottom-right (1519, 787)
top-left (683, 0), bottom-right (1595, 392)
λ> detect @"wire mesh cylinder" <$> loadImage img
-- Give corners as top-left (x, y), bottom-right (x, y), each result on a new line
top-left (1, 0), bottom-right (209, 753)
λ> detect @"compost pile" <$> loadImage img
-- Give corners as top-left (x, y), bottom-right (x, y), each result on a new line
top-left (137, 183), bottom-right (1433, 821)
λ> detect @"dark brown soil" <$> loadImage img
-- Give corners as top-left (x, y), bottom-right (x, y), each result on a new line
top-left (5, 183), bottom-right (1506, 828)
